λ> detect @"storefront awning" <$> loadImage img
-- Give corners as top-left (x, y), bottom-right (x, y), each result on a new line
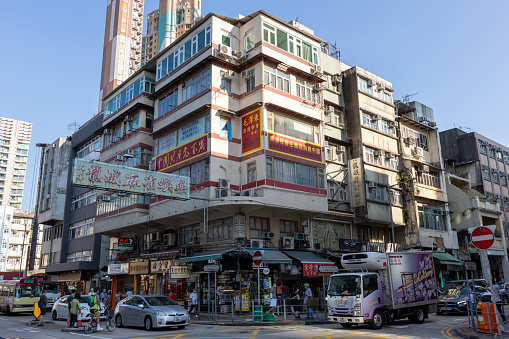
top-left (179, 249), bottom-right (235, 263)
top-left (432, 252), bottom-right (461, 266)
top-left (244, 248), bottom-right (292, 264)
top-left (284, 251), bottom-right (334, 264)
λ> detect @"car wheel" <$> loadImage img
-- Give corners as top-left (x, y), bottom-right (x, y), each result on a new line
top-left (144, 316), bottom-right (153, 331)
top-left (115, 315), bottom-right (123, 328)
top-left (409, 307), bottom-right (426, 324)
top-left (370, 310), bottom-right (384, 330)
top-left (340, 323), bottom-right (353, 328)
top-left (52, 310), bottom-right (58, 320)
top-left (177, 325), bottom-right (186, 329)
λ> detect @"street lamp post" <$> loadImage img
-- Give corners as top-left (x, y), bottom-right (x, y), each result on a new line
top-left (388, 177), bottom-right (416, 247)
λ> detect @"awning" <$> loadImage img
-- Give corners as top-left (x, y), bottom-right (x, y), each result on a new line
top-left (284, 251), bottom-right (334, 264)
top-left (179, 249), bottom-right (235, 263)
top-left (244, 248), bottom-right (292, 264)
top-left (432, 252), bottom-right (461, 266)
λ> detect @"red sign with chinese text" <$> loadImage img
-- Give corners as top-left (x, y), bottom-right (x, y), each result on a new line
top-left (155, 134), bottom-right (208, 172)
top-left (267, 132), bottom-right (322, 163)
top-left (303, 263), bottom-right (334, 277)
top-left (241, 108), bottom-right (262, 155)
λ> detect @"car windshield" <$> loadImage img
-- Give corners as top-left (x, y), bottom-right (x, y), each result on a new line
top-left (144, 296), bottom-right (178, 306)
top-left (328, 275), bottom-right (360, 296)
top-left (16, 285), bottom-right (42, 298)
top-left (444, 286), bottom-right (468, 296)
top-left (41, 283), bottom-right (61, 294)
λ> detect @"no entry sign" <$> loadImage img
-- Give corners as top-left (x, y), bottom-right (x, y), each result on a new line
top-left (253, 250), bottom-right (263, 266)
top-left (471, 226), bottom-right (495, 250)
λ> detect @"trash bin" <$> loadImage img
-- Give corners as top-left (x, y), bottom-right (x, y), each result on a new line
top-left (477, 302), bottom-right (498, 334)
top-left (254, 305), bottom-right (263, 321)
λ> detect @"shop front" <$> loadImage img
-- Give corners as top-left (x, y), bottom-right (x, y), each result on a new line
top-left (128, 260), bottom-right (149, 296)
top-left (149, 259), bottom-right (191, 301)
top-left (432, 252), bottom-right (462, 287)
top-left (108, 263), bottom-right (131, 307)
top-left (57, 271), bottom-right (87, 295)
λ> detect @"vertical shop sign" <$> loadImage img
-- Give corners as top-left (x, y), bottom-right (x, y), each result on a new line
top-left (241, 108), bottom-right (262, 155)
top-left (349, 157), bottom-right (365, 207)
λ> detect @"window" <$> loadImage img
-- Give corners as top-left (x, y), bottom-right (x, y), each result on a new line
top-left (221, 34), bottom-right (231, 47)
top-left (182, 68), bottom-right (211, 102)
top-left (263, 23), bottom-right (276, 45)
top-left (401, 127), bottom-right (428, 151)
top-left (280, 219), bottom-right (297, 237)
top-left (496, 195), bottom-right (503, 210)
top-left (478, 140), bottom-right (487, 154)
top-left (325, 109), bottom-right (344, 127)
top-left (276, 28), bottom-right (288, 51)
top-left (364, 146), bottom-right (399, 170)
top-left (267, 111), bottom-right (315, 142)
top-left (379, 120), bottom-right (396, 136)
top-left (157, 88), bottom-right (178, 118)
top-left (489, 146), bottom-right (495, 158)
top-left (359, 78), bottom-right (373, 95)
top-left (219, 116), bottom-right (232, 140)
top-left (492, 169), bottom-right (499, 183)
top-left (266, 157), bottom-right (324, 189)
top-left (96, 193), bottom-right (150, 215)
top-left (362, 112), bottom-right (377, 129)
top-left (247, 162), bottom-right (256, 183)
top-left (77, 136), bottom-right (101, 161)
top-left (497, 151), bottom-right (503, 161)
top-left (296, 78), bottom-right (318, 103)
top-left (504, 197), bottom-right (509, 211)
top-left (505, 152), bottom-right (509, 164)
top-left (71, 190), bottom-right (97, 210)
top-left (368, 185), bottom-right (386, 202)
top-left (325, 144), bottom-right (346, 163)
top-left (175, 160), bottom-right (209, 185)
top-left (220, 71), bottom-right (232, 95)
top-left (263, 64), bottom-right (289, 93)
top-left (418, 205), bottom-right (446, 231)
top-left (208, 217), bottom-right (233, 241)
top-left (246, 73), bottom-right (256, 93)
top-left (245, 30), bottom-right (254, 50)
top-left (69, 218), bottom-right (95, 239)
top-left (416, 169), bottom-right (441, 189)
top-left (249, 216), bottom-right (269, 239)
top-left (501, 173), bottom-right (507, 186)
top-left (391, 189), bottom-right (403, 205)
top-left (482, 165), bottom-right (491, 180)
top-left (179, 224), bottom-right (200, 246)
top-left (327, 181), bottom-right (349, 201)
top-left (66, 250), bottom-right (92, 263)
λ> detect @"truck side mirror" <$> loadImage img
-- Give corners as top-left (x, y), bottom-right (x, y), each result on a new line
top-left (356, 287), bottom-right (362, 295)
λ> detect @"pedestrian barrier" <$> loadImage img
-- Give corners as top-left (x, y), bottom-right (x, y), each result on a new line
top-left (477, 302), bottom-right (498, 334)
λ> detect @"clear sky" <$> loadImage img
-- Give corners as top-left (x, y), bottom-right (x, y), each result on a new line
top-left (1, 0), bottom-right (507, 211)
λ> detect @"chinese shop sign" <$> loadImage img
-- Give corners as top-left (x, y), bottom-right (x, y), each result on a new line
top-left (267, 132), bottom-right (322, 163)
top-left (350, 157), bottom-right (365, 208)
top-left (170, 266), bottom-right (190, 279)
top-left (241, 108), bottom-right (262, 155)
top-left (72, 158), bottom-right (189, 199)
top-left (303, 263), bottom-right (334, 277)
top-left (155, 134), bottom-right (209, 172)
top-left (128, 260), bottom-right (149, 275)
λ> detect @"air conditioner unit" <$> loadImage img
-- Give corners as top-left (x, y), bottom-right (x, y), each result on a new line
top-left (263, 232), bottom-right (275, 239)
top-left (310, 65), bottom-right (323, 76)
top-left (331, 75), bottom-right (342, 85)
top-left (429, 122), bottom-right (437, 127)
top-left (338, 145), bottom-right (346, 153)
top-left (223, 71), bottom-right (236, 80)
top-left (389, 121), bottom-right (399, 127)
top-left (151, 232), bottom-right (160, 242)
top-left (103, 129), bottom-right (112, 135)
top-left (294, 233), bottom-right (305, 241)
top-left (367, 79), bottom-right (375, 86)
top-left (115, 155), bottom-right (124, 161)
top-left (250, 239), bottom-right (264, 248)
top-left (368, 182), bottom-right (377, 189)
top-left (217, 188), bottom-right (230, 198)
top-left (241, 70), bottom-right (254, 79)
top-left (418, 117), bottom-right (427, 123)
top-left (241, 189), bottom-right (255, 197)
top-left (313, 83), bottom-right (324, 91)
top-left (219, 179), bottom-right (230, 189)
top-left (217, 44), bottom-right (232, 58)
top-left (143, 243), bottom-right (151, 250)
top-left (377, 83), bottom-right (385, 90)
top-left (326, 105), bottom-right (334, 113)
top-left (414, 147), bottom-right (425, 157)
top-left (481, 141), bottom-right (489, 146)
top-left (404, 137), bottom-right (416, 145)
top-left (418, 165), bottom-right (430, 172)
top-left (374, 150), bottom-right (385, 157)
top-left (163, 233), bottom-right (175, 247)
top-left (385, 152), bottom-right (395, 158)
top-left (126, 149), bottom-right (136, 156)
top-left (236, 51), bottom-right (249, 62)
top-left (124, 116), bottom-right (133, 122)
top-left (282, 237), bottom-right (295, 249)
top-left (100, 195), bottom-right (111, 202)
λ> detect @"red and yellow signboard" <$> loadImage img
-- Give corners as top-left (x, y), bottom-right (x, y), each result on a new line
top-left (267, 132), bottom-right (322, 163)
top-left (303, 263), bottom-right (334, 277)
top-left (155, 134), bottom-right (208, 172)
top-left (241, 108), bottom-right (262, 155)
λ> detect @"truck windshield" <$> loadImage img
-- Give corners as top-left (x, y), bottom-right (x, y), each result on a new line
top-left (328, 275), bottom-right (360, 296)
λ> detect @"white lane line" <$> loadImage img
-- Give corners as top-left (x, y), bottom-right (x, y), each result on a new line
top-left (70, 332), bottom-right (111, 339)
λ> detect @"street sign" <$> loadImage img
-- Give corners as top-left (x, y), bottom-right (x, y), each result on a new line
top-left (253, 250), bottom-right (263, 266)
top-left (204, 264), bottom-right (220, 272)
top-left (464, 261), bottom-right (477, 271)
top-left (471, 226), bottom-right (495, 250)
top-left (318, 266), bottom-right (339, 273)
top-left (263, 268), bottom-right (270, 275)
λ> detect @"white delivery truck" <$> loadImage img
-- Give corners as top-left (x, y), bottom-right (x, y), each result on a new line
top-left (327, 252), bottom-right (438, 329)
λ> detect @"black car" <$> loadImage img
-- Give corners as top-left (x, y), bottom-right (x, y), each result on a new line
top-left (437, 285), bottom-right (490, 315)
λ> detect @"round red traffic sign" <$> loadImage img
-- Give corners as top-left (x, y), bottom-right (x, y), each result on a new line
top-left (471, 226), bottom-right (495, 250)
top-left (253, 250), bottom-right (263, 266)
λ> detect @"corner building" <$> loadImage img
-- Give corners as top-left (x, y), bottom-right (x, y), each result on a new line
top-left (95, 11), bottom-right (329, 299)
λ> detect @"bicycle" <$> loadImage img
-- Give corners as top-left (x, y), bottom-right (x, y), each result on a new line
top-left (84, 309), bottom-right (115, 333)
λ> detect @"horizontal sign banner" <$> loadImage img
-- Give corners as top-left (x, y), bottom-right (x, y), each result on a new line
top-left (267, 132), bottom-right (322, 163)
top-left (317, 265), bottom-right (339, 273)
top-left (72, 158), bottom-right (189, 199)
top-left (155, 134), bottom-right (209, 172)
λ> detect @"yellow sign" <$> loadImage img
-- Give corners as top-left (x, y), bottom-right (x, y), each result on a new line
top-left (33, 302), bottom-right (41, 319)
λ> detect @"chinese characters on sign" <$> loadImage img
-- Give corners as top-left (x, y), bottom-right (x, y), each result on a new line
top-left (118, 238), bottom-right (134, 247)
top-left (241, 108), bottom-right (262, 155)
top-left (72, 158), bottom-right (190, 199)
top-left (170, 266), bottom-right (190, 279)
top-left (128, 260), bottom-right (149, 275)
top-left (267, 132), bottom-right (322, 163)
top-left (155, 134), bottom-right (208, 172)
top-left (302, 263), bottom-right (334, 277)
top-left (349, 157), bottom-right (365, 208)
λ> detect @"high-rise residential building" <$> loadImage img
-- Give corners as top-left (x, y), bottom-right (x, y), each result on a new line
top-left (0, 117), bottom-right (31, 209)
top-left (141, 9), bottom-right (159, 67)
top-left (157, 0), bottom-right (201, 53)
top-left (99, 0), bottom-right (145, 112)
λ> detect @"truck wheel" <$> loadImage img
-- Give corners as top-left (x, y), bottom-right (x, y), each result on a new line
top-left (409, 307), bottom-right (426, 324)
top-left (340, 323), bottom-right (353, 328)
top-left (370, 310), bottom-right (384, 329)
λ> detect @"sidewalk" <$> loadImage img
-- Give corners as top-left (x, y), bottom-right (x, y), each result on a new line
top-left (456, 326), bottom-right (509, 339)
top-left (191, 312), bottom-right (332, 326)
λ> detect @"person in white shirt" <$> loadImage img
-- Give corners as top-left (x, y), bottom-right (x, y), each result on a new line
top-left (493, 283), bottom-right (507, 324)
top-left (189, 289), bottom-right (198, 318)
top-left (126, 289), bottom-right (133, 298)
top-left (100, 289), bottom-right (107, 303)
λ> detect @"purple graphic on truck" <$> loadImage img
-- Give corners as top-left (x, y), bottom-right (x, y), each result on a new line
top-left (388, 253), bottom-right (438, 306)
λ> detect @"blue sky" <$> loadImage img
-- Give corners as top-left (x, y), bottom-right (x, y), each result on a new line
top-left (1, 0), bottom-right (507, 211)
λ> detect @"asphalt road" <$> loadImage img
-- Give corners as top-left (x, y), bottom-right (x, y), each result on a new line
top-left (0, 313), bottom-right (468, 339)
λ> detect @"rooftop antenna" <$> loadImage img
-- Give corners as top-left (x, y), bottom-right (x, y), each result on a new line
top-left (402, 93), bottom-right (418, 103)
top-left (67, 121), bottom-right (81, 134)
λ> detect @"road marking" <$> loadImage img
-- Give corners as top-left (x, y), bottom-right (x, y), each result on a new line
top-left (70, 332), bottom-right (111, 339)
top-left (440, 321), bottom-right (468, 339)
top-left (321, 331), bottom-right (333, 339)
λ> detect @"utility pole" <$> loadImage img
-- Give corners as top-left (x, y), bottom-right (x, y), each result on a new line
top-left (29, 143), bottom-right (48, 271)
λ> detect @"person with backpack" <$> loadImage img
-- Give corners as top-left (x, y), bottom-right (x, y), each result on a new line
top-left (67, 290), bottom-right (76, 327)
top-left (37, 290), bottom-right (48, 327)
top-left (69, 293), bottom-right (81, 328)
top-left (88, 288), bottom-right (102, 330)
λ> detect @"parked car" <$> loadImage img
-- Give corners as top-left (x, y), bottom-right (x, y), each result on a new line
top-left (437, 285), bottom-right (490, 315)
top-left (498, 283), bottom-right (509, 301)
top-left (114, 295), bottom-right (189, 330)
top-left (51, 295), bottom-right (107, 321)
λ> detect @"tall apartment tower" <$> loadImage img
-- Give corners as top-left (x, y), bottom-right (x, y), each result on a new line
top-left (0, 117), bottom-right (31, 209)
top-left (157, 0), bottom-right (201, 53)
top-left (99, 0), bottom-right (144, 112)
top-left (141, 9), bottom-right (159, 67)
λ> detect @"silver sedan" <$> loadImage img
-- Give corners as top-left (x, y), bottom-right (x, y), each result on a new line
top-left (114, 295), bottom-right (190, 330)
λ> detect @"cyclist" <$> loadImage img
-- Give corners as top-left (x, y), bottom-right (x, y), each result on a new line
top-left (89, 288), bottom-right (102, 330)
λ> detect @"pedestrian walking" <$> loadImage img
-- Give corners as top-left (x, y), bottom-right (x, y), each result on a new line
top-left (493, 283), bottom-right (507, 324)
top-left (304, 283), bottom-right (313, 319)
top-left (269, 283), bottom-right (277, 315)
top-left (292, 287), bottom-right (301, 318)
top-left (37, 290), bottom-right (48, 327)
top-left (67, 290), bottom-right (76, 327)
top-left (169, 290), bottom-right (177, 302)
top-left (89, 288), bottom-right (102, 330)
top-left (126, 288), bottom-right (133, 298)
top-left (115, 291), bottom-right (121, 305)
top-left (69, 293), bottom-right (81, 328)
top-left (100, 289), bottom-right (107, 303)
top-left (188, 289), bottom-right (199, 317)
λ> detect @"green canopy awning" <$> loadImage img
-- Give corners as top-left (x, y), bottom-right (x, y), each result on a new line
top-left (432, 252), bottom-right (461, 266)
top-left (284, 251), bottom-right (334, 264)
top-left (179, 249), bottom-right (235, 263)
top-left (245, 248), bottom-right (292, 264)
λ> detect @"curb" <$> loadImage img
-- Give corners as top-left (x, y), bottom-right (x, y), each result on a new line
top-left (455, 328), bottom-right (481, 339)
top-left (61, 327), bottom-right (85, 332)
top-left (196, 320), bottom-right (333, 326)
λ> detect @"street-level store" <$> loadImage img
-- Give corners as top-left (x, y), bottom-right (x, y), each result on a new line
top-left (432, 252), bottom-right (462, 287)
top-left (148, 258), bottom-right (191, 300)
